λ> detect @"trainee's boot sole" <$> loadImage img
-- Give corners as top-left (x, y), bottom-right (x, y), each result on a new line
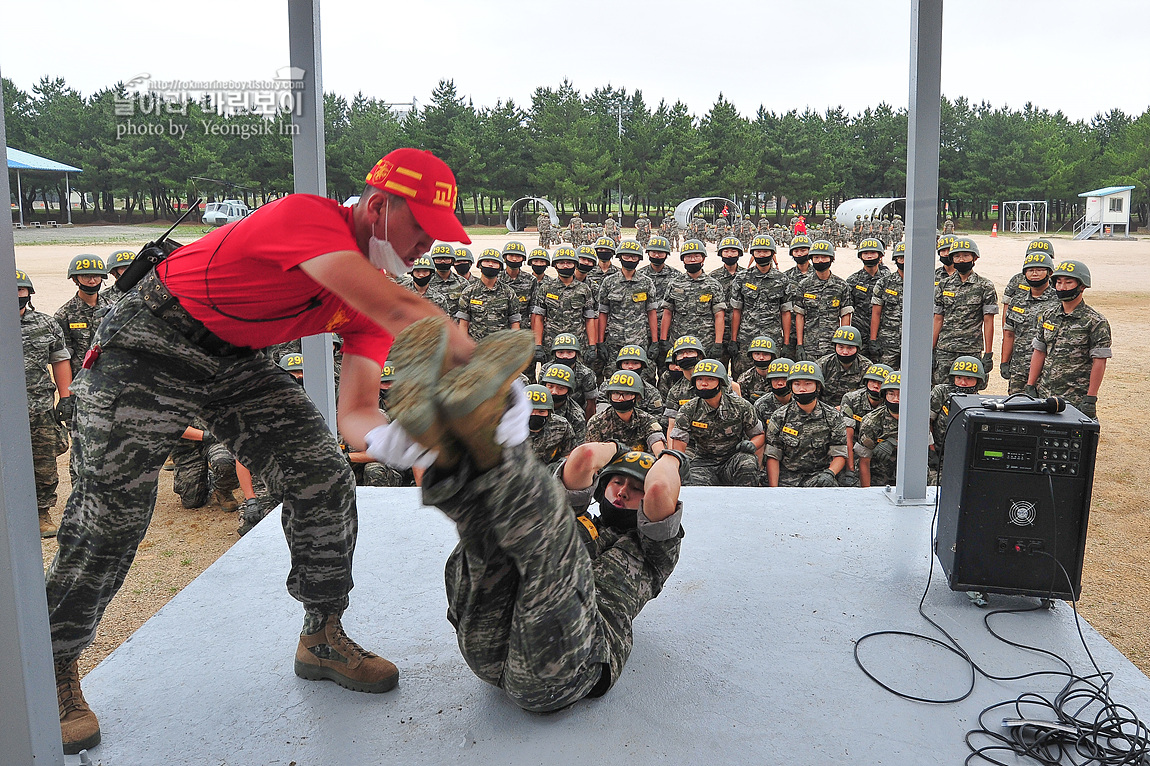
top-left (387, 317), bottom-right (452, 452)
top-left (438, 330), bottom-right (536, 422)
top-left (294, 658), bottom-right (399, 694)
top-left (62, 729), bottom-right (101, 756)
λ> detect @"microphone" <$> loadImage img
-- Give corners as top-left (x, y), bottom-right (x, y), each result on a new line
top-left (981, 396), bottom-right (1066, 413)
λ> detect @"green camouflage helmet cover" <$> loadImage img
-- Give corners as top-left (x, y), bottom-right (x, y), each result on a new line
top-left (598, 449), bottom-right (656, 488)
top-left (789, 234), bottom-right (812, 252)
top-left (68, 254), bottom-right (108, 278)
top-left (747, 335), bottom-right (777, 358)
top-left (604, 369), bottom-right (646, 396)
top-left (540, 363), bottom-right (576, 391)
top-left (788, 359), bottom-right (825, 385)
top-left (690, 357), bottom-right (729, 386)
top-left (809, 240), bottom-right (835, 259)
top-left (863, 363), bottom-right (893, 383)
top-left (831, 325), bottom-right (863, 348)
top-left (1052, 260), bottom-right (1090, 288)
top-left (430, 243), bottom-right (456, 259)
top-left (552, 246), bottom-right (579, 264)
top-left (949, 355), bottom-right (986, 383)
top-left (524, 384), bottom-right (554, 411)
top-left (528, 248), bottom-right (551, 264)
top-left (380, 362), bottom-right (396, 383)
top-left (594, 236), bottom-right (616, 253)
top-left (109, 249), bottom-right (137, 268)
top-left (551, 332), bottom-right (581, 352)
top-left (616, 344), bottom-right (649, 367)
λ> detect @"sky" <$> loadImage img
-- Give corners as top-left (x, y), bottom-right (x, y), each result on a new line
top-left (1, 0), bottom-right (1147, 122)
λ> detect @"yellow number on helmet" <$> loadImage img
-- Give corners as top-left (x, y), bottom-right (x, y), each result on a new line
top-left (1059, 262), bottom-right (1074, 271)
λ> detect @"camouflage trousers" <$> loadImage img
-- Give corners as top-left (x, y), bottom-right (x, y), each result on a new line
top-left (776, 467), bottom-right (860, 487)
top-left (45, 292), bottom-right (357, 664)
top-left (172, 435), bottom-right (241, 508)
top-left (424, 442), bottom-right (673, 712)
top-left (359, 461), bottom-right (411, 487)
top-left (1007, 347), bottom-right (1034, 395)
top-left (30, 409), bottom-right (69, 512)
top-left (687, 453), bottom-right (760, 487)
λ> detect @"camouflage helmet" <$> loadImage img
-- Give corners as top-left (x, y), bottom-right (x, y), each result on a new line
top-left (15, 268), bottom-right (34, 294)
top-left (502, 240), bottom-right (527, 259)
top-left (645, 235), bottom-right (671, 254)
top-left (893, 214), bottom-right (902, 220)
top-left (593, 236), bottom-right (616, 254)
top-left (766, 358), bottom-right (794, 380)
top-left (749, 234), bottom-right (776, 253)
top-left (680, 239), bottom-right (707, 257)
top-left (1052, 260), bottom-right (1090, 288)
top-left (380, 361), bottom-right (396, 383)
top-left (831, 325), bottom-right (863, 349)
top-left (717, 235), bottom-right (744, 254)
top-left (788, 359), bottom-right (825, 385)
top-left (603, 369), bottom-right (645, 397)
top-left (576, 244), bottom-right (599, 261)
top-left (690, 358), bottom-right (729, 386)
top-left (671, 335), bottom-right (705, 359)
top-left (68, 254), bottom-right (108, 278)
top-left (948, 237), bottom-right (979, 258)
top-left (430, 243), bottom-right (456, 259)
top-left (616, 344), bottom-right (649, 368)
top-left (893, 242), bottom-right (906, 258)
top-left (1025, 238), bottom-right (1054, 258)
top-left (936, 234), bottom-right (956, 253)
top-left (747, 335), bottom-right (777, 359)
top-left (949, 355), bottom-right (986, 383)
top-left (454, 247), bottom-right (475, 264)
top-left (857, 238), bottom-right (884, 256)
top-left (109, 249), bottom-right (137, 270)
top-left (615, 239), bottom-right (644, 259)
top-left (598, 448), bottom-right (657, 490)
top-left (411, 255), bottom-right (434, 271)
top-left (809, 240), bottom-right (835, 260)
top-left (1021, 250), bottom-right (1055, 272)
top-left (552, 246), bottom-right (579, 264)
top-left (528, 248), bottom-right (551, 264)
top-left (880, 369), bottom-right (902, 394)
top-left (279, 353), bottom-right (304, 372)
top-left (863, 363), bottom-right (893, 384)
top-left (551, 333), bottom-right (581, 352)
top-left (789, 234), bottom-right (812, 252)
top-left (539, 363), bottom-right (576, 391)
top-left (524, 384), bottom-right (554, 411)
top-left (856, 214), bottom-right (862, 220)
top-left (477, 248), bottom-right (505, 268)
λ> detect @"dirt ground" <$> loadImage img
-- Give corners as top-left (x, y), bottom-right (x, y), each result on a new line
top-left (18, 225), bottom-right (1150, 677)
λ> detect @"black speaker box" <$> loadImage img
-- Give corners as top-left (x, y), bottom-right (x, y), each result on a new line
top-left (935, 395), bottom-right (1099, 599)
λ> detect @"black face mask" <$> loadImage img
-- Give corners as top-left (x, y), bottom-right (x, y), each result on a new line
top-left (812, 260), bottom-right (832, 273)
top-left (772, 382), bottom-right (791, 398)
top-left (754, 256), bottom-right (773, 268)
top-left (620, 258), bottom-right (641, 271)
top-left (78, 283), bottom-right (101, 295)
top-left (480, 266), bottom-right (501, 279)
top-left (454, 264), bottom-right (471, 276)
top-left (836, 352), bottom-right (857, 366)
top-left (554, 354), bottom-right (577, 366)
top-left (1025, 274), bottom-right (1049, 287)
top-left (610, 398), bottom-right (636, 413)
top-left (667, 368), bottom-right (684, 382)
top-left (867, 389), bottom-right (882, 404)
top-left (885, 400), bottom-right (900, 415)
top-left (648, 256), bottom-right (667, 267)
top-left (954, 384), bottom-right (977, 394)
top-left (938, 254), bottom-right (953, 266)
top-left (576, 261), bottom-right (595, 273)
top-left (505, 259), bottom-right (524, 272)
top-left (551, 391), bottom-right (569, 410)
top-left (693, 383), bottom-right (720, 400)
top-left (412, 273), bottom-right (433, 287)
top-left (434, 260), bottom-right (454, 274)
top-left (296, 376), bottom-right (306, 387)
top-left (953, 261), bottom-right (974, 275)
top-left (861, 257), bottom-right (881, 268)
top-left (677, 356), bottom-right (699, 372)
top-left (530, 262), bottom-right (548, 275)
top-left (753, 359), bottom-right (773, 370)
top-left (684, 262), bottom-right (704, 274)
top-left (556, 265), bottom-right (576, 278)
top-left (792, 254), bottom-right (811, 265)
top-left (19, 295), bottom-right (31, 311)
top-left (1057, 286), bottom-right (1082, 302)
top-left (528, 414), bottom-right (548, 431)
top-left (380, 388), bottom-right (390, 404)
top-left (721, 255), bottom-right (741, 266)
top-left (792, 390), bottom-right (819, 405)
top-left (894, 259), bottom-right (905, 272)
top-left (596, 496), bottom-right (636, 531)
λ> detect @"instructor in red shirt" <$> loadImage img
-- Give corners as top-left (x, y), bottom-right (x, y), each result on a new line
top-left (46, 148), bottom-right (473, 755)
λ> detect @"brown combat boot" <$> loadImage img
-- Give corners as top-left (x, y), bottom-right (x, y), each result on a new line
top-left (210, 487), bottom-right (240, 513)
top-left (39, 509), bottom-right (58, 538)
top-left (57, 659), bottom-right (100, 755)
top-left (387, 316), bottom-right (460, 465)
top-left (437, 329), bottom-right (535, 472)
top-left (294, 615), bottom-right (399, 693)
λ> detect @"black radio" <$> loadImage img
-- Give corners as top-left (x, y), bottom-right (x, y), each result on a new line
top-left (935, 395), bottom-right (1099, 599)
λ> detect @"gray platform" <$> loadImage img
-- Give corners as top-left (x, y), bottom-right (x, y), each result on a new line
top-left (73, 487), bottom-right (1150, 765)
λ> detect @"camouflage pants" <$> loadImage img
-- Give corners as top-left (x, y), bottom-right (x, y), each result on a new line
top-left (1007, 347), bottom-right (1034, 395)
top-left (359, 461), bottom-right (411, 487)
top-left (45, 293), bottom-right (357, 664)
top-left (687, 453), bottom-right (760, 487)
top-left (876, 344), bottom-right (902, 369)
top-left (425, 442), bottom-right (673, 712)
top-left (776, 467), bottom-right (860, 487)
top-left (30, 409), bottom-right (69, 512)
top-left (172, 435), bottom-right (242, 508)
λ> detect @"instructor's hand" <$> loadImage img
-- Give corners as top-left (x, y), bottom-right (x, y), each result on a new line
top-left (364, 422), bottom-right (438, 470)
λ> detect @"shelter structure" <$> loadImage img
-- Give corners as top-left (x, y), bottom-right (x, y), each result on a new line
top-left (505, 196), bottom-right (559, 232)
top-left (6, 146), bottom-right (82, 227)
top-left (1002, 200), bottom-right (1048, 234)
top-left (672, 197), bottom-right (742, 228)
top-left (1075, 185), bottom-right (1134, 239)
top-left (834, 197), bottom-right (905, 227)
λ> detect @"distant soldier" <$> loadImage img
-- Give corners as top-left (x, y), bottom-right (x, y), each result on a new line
top-left (587, 370), bottom-right (667, 454)
top-left (54, 254), bottom-right (112, 378)
top-left (932, 238), bottom-right (997, 386)
top-left (397, 255), bottom-right (436, 302)
top-left (539, 364), bottom-right (588, 444)
top-left (524, 384), bottom-right (578, 467)
top-left (455, 250), bottom-right (522, 341)
top-left (669, 359), bottom-right (763, 487)
top-left (531, 246), bottom-right (598, 363)
top-left (1000, 250), bottom-right (1059, 394)
top-left (740, 216), bottom-right (756, 250)
top-left (1003, 239), bottom-right (1056, 315)
top-left (537, 211), bottom-right (553, 248)
top-left (734, 336), bottom-right (779, 405)
top-left (597, 239), bottom-right (658, 366)
top-left (942, 215), bottom-right (955, 235)
top-left (729, 235), bottom-right (794, 380)
top-left (852, 215), bottom-right (863, 244)
top-left (758, 216), bottom-right (772, 235)
top-left (661, 214), bottom-right (680, 251)
top-left (500, 241), bottom-right (538, 322)
top-left (635, 212), bottom-right (652, 247)
top-left (844, 238), bottom-right (889, 358)
top-left (710, 235), bottom-right (745, 367)
top-left (763, 361), bottom-right (854, 487)
top-left (453, 247), bottom-right (475, 280)
top-left (793, 240), bottom-right (853, 361)
top-left (815, 325), bottom-right (873, 408)
top-left (568, 213), bottom-right (585, 247)
top-left (870, 242), bottom-right (906, 367)
top-left (752, 357), bottom-right (795, 425)
top-left (891, 214), bottom-right (904, 244)
top-left (603, 215), bottom-right (621, 245)
top-left (660, 240), bottom-right (726, 360)
top-left (638, 235), bottom-right (679, 365)
top-left (1026, 260), bottom-right (1110, 419)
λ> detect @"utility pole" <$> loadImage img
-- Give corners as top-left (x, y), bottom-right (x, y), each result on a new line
top-left (618, 100), bottom-right (624, 222)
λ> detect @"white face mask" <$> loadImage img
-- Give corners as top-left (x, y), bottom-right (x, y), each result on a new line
top-left (368, 198), bottom-right (411, 276)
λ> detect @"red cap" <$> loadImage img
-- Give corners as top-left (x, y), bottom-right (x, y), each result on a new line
top-left (365, 148), bottom-right (471, 244)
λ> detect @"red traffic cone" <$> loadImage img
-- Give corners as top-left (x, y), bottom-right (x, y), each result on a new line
top-left (991, 223), bottom-right (998, 237)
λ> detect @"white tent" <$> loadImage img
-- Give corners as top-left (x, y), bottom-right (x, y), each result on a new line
top-left (834, 197), bottom-right (904, 227)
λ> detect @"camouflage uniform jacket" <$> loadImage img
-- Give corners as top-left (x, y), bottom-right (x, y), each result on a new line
top-left (855, 408), bottom-right (902, 486)
top-left (532, 277), bottom-right (598, 349)
top-left (783, 265), bottom-right (812, 286)
top-left (1003, 272), bottom-right (1035, 306)
top-left (844, 265), bottom-right (889, 341)
top-left (735, 367), bottom-right (775, 405)
top-left (933, 271), bottom-right (998, 353)
top-left (669, 392), bottom-right (762, 463)
top-left (816, 352), bottom-right (874, 409)
top-left (840, 387), bottom-right (882, 437)
top-left (455, 279), bottom-right (521, 341)
top-left (501, 270), bottom-right (539, 320)
top-left (635, 217), bottom-right (652, 246)
top-left (1032, 300), bottom-right (1112, 405)
top-left (871, 269), bottom-right (904, 343)
top-left (1003, 284), bottom-right (1060, 363)
top-left (708, 265), bottom-right (740, 343)
top-left (663, 377), bottom-right (695, 420)
top-left (545, 359), bottom-right (599, 409)
top-left (418, 271), bottom-right (467, 316)
top-left (728, 265), bottom-right (794, 344)
top-left (929, 383), bottom-right (958, 451)
top-left (586, 408), bottom-right (666, 453)
top-left (596, 377), bottom-right (664, 421)
top-left (587, 266), bottom-right (614, 301)
top-left (934, 265), bottom-right (954, 285)
top-left (793, 273), bottom-right (854, 358)
top-left (764, 400), bottom-right (848, 482)
top-left (529, 413), bottom-right (577, 465)
top-left (22, 309), bottom-right (71, 414)
top-left (598, 271), bottom-right (658, 349)
top-left (54, 292), bottom-right (112, 377)
top-left (638, 263), bottom-right (681, 320)
top-left (664, 273), bottom-right (726, 346)
top-left (555, 397), bottom-right (588, 444)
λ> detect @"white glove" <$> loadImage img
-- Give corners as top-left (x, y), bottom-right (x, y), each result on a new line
top-left (363, 423), bottom-right (438, 470)
top-left (495, 379), bottom-right (531, 447)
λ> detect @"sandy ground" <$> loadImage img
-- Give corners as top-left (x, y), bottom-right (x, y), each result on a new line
top-left (19, 225), bottom-right (1150, 676)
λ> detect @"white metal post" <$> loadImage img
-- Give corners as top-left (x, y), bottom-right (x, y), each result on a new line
top-left (16, 168), bottom-right (23, 227)
top-left (0, 68), bottom-right (67, 766)
top-left (288, 0), bottom-right (337, 434)
top-left (65, 172), bottom-right (72, 225)
top-left (893, 0), bottom-right (943, 504)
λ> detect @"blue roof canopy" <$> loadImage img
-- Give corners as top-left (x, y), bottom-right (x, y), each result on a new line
top-left (1078, 185), bottom-right (1134, 198)
top-left (5, 146), bottom-right (82, 173)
